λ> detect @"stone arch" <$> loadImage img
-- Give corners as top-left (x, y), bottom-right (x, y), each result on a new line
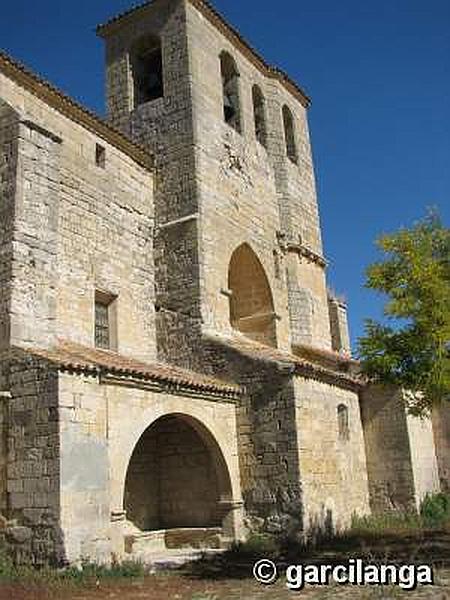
top-left (228, 243), bottom-right (277, 347)
top-left (122, 412), bottom-right (236, 537)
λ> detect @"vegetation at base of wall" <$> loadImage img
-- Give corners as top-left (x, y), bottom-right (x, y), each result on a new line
top-left (420, 492), bottom-right (450, 528)
top-left (351, 493), bottom-right (450, 535)
top-left (0, 551), bottom-right (146, 586)
top-left (351, 512), bottom-right (423, 535)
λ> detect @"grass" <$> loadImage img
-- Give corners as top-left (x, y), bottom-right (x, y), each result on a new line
top-left (0, 494), bottom-right (448, 592)
top-left (351, 493), bottom-right (450, 536)
top-left (0, 552), bottom-right (147, 587)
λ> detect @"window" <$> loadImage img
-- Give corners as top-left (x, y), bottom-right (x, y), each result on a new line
top-left (252, 85), bottom-right (267, 147)
top-left (95, 291), bottom-right (117, 350)
top-left (282, 105), bottom-right (298, 164)
top-left (337, 404), bottom-right (350, 441)
top-left (220, 51), bottom-right (241, 133)
top-left (95, 144), bottom-right (106, 168)
top-left (131, 35), bottom-right (164, 107)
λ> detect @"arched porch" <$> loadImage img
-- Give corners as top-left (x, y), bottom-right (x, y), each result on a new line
top-left (116, 410), bottom-right (243, 555)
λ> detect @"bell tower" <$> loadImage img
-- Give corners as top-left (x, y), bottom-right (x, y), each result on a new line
top-left (98, 0), bottom-right (203, 369)
top-left (99, 0), bottom-right (336, 366)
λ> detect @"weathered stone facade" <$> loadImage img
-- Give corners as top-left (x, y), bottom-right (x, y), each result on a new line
top-left (0, 0), bottom-right (447, 566)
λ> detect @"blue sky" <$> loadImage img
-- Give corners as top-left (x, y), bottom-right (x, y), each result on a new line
top-left (1, 0), bottom-right (449, 348)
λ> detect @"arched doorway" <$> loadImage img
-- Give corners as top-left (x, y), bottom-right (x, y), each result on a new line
top-left (228, 244), bottom-right (277, 347)
top-left (123, 414), bottom-right (234, 546)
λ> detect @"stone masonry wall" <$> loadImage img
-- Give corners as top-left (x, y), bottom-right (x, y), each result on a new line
top-left (103, 0), bottom-right (334, 361)
top-left (202, 339), bottom-right (306, 539)
top-left (185, 0), bottom-right (332, 352)
top-left (406, 410), bottom-right (440, 509)
top-left (294, 377), bottom-right (370, 534)
top-left (58, 370), bottom-right (243, 563)
top-left (4, 353), bottom-right (64, 565)
top-left (361, 386), bottom-right (417, 513)
top-left (362, 386), bottom-right (443, 513)
top-left (0, 100), bottom-right (19, 353)
top-left (186, 3), bottom-right (291, 351)
top-left (103, 0), bottom-right (202, 370)
top-left (328, 297), bottom-right (351, 355)
top-left (9, 121), bottom-right (61, 350)
top-left (0, 70), bottom-right (155, 362)
top-left (125, 415), bottom-right (220, 531)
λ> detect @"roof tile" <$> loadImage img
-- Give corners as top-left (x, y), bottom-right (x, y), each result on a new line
top-left (16, 341), bottom-right (241, 399)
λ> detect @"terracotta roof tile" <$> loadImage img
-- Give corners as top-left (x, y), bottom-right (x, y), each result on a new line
top-left (17, 341), bottom-right (241, 399)
top-left (205, 334), bottom-right (363, 391)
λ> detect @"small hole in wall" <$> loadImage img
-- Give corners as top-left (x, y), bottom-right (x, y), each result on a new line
top-left (274, 251), bottom-right (281, 280)
top-left (277, 420), bottom-right (283, 431)
top-left (282, 459), bottom-right (289, 472)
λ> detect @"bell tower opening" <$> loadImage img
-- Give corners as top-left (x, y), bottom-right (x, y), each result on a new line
top-left (220, 51), bottom-right (241, 133)
top-left (131, 35), bottom-right (164, 107)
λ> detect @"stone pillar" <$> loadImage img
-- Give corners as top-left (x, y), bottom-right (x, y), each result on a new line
top-left (9, 120), bottom-right (61, 350)
top-left (328, 295), bottom-right (351, 356)
top-left (0, 100), bottom-right (19, 353)
top-left (286, 264), bottom-right (314, 347)
top-left (361, 385), bottom-right (440, 514)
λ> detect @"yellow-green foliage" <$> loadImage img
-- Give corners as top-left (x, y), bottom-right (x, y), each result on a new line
top-left (358, 212), bottom-right (450, 415)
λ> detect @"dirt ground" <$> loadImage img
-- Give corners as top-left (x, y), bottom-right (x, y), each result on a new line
top-left (0, 570), bottom-right (448, 600)
top-left (0, 528), bottom-right (449, 600)
top-left (0, 570), bottom-right (450, 600)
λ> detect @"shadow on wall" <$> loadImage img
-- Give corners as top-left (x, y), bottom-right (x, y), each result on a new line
top-left (307, 507), bottom-right (335, 545)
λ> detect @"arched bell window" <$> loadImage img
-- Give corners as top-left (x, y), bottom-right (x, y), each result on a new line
top-left (282, 105), bottom-right (298, 164)
top-left (252, 85), bottom-right (267, 147)
top-left (220, 51), bottom-right (241, 133)
top-left (131, 35), bottom-right (164, 107)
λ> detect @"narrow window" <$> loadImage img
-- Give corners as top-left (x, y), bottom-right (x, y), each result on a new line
top-left (282, 105), bottom-right (298, 164)
top-left (337, 404), bottom-right (350, 441)
top-left (220, 51), bottom-right (241, 133)
top-left (95, 144), bottom-right (106, 168)
top-left (131, 35), bottom-right (164, 107)
top-left (95, 291), bottom-right (117, 350)
top-left (252, 85), bottom-right (267, 147)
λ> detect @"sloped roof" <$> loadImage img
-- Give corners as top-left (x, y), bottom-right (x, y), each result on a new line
top-left (205, 334), bottom-right (363, 391)
top-left (0, 50), bottom-right (154, 172)
top-left (97, 0), bottom-right (311, 108)
top-left (15, 340), bottom-right (241, 400)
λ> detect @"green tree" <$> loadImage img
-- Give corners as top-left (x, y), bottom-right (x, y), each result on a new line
top-left (358, 212), bottom-right (450, 415)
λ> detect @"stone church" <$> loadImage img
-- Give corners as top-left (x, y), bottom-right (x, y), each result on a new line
top-left (0, 0), bottom-right (448, 565)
